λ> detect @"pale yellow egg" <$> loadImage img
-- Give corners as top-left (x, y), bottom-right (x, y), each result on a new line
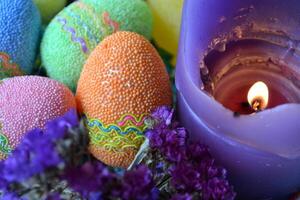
top-left (148, 0), bottom-right (184, 65)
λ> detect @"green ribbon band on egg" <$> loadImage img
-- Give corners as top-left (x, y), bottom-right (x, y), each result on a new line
top-left (84, 114), bottom-right (149, 152)
top-left (0, 131), bottom-right (12, 155)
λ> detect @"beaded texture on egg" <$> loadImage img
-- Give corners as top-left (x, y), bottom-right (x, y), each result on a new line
top-left (0, 0), bottom-right (41, 77)
top-left (76, 31), bottom-right (172, 168)
top-left (0, 76), bottom-right (76, 159)
top-left (82, 0), bottom-right (153, 39)
top-left (41, 0), bottom-right (152, 91)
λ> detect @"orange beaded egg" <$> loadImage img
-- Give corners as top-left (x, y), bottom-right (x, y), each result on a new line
top-left (76, 31), bottom-right (172, 168)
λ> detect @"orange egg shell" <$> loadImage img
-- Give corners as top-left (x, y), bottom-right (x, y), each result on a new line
top-left (76, 31), bottom-right (172, 167)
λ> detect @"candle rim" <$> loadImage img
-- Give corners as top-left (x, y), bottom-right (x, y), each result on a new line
top-left (181, 92), bottom-right (300, 159)
top-left (178, 92), bottom-right (300, 158)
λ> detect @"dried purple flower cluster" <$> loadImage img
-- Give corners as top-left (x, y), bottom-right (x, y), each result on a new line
top-left (0, 109), bottom-right (83, 200)
top-left (62, 154), bottom-right (163, 200)
top-left (146, 106), bottom-right (236, 200)
top-left (63, 162), bottom-right (158, 200)
top-left (0, 107), bottom-right (235, 200)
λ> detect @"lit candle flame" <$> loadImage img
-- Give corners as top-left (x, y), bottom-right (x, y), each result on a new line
top-left (247, 81), bottom-right (269, 111)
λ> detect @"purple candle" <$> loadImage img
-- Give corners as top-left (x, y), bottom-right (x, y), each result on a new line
top-left (176, 0), bottom-right (300, 199)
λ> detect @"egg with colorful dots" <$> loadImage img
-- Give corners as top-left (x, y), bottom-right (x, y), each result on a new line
top-left (76, 31), bottom-right (172, 168)
top-left (0, 76), bottom-right (76, 159)
top-left (34, 0), bottom-right (67, 24)
top-left (41, 0), bottom-right (152, 91)
top-left (0, 0), bottom-right (41, 79)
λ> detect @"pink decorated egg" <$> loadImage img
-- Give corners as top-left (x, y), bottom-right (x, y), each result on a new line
top-left (0, 76), bottom-right (76, 158)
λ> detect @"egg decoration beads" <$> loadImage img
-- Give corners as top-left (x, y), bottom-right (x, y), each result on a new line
top-left (0, 76), bottom-right (76, 159)
top-left (82, 0), bottom-right (153, 39)
top-left (76, 31), bottom-right (172, 168)
top-left (34, 0), bottom-right (67, 24)
top-left (148, 0), bottom-right (183, 64)
top-left (0, 0), bottom-right (41, 77)
top-left (41, 0), bottom-right (153, 91)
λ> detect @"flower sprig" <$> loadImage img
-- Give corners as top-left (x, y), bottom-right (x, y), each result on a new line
top-left (0, 109), bottom-right (86, 199)
top-left (144, 106), bottom-right (236, 200)
top-left (0, 107), bottom-right (236, 200)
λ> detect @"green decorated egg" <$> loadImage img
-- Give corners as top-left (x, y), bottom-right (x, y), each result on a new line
top-left (41, 0), bottom-right (152, 91)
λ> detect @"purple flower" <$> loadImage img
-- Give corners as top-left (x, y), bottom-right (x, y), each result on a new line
top-left (146, 106), bottom-right (235, 199)
top-left (2, 129), bottom-right (43, 182)
top-left (171, 194), bottom-right (192, 200)
top-left (154, 162), bottom-right (165, 177)
top-left (1, 148), bottom-right (32, 182)
top-left (121, 165), bottom-right (159, 200)
top-left (166, 128), bottom-right (186, 146)
top-left (146, 125), bottom-right (188, 163)
top-left (0, 110), bottom-right (78, 184)
top-left (151, 106), bottom-right (174, 126)
top-left (0, 105), bottom-right (236, 200)
top-left (2, 192), bottom-right (24, 200)
top-left (146, 106), bottom-right (188, 163)
top-left (24, 130), bottom-right (62, 173)
top-left (2, 128), bottom-right (63, 183)
top-left (202, 177), bottom-right (236, 200)
top-left (169, 162), bottom-right (202, 193)
top-left (64, 163), bottom-right (158, 200)
top-left (163, 144), bottom-right (186, 163)
top-left (63, 162), bottom-right (116, 197)
top-left (146, 129), bottom-right (164, 148)
top-left (164, 128), bottom-right (187, 161)
top-left (0, 167), bottom-right (8, 189)
top-left (88, 192), bottom-right (102, 200)
top-left (45, 193), bottom-right (62, 200)
top-left (192, 157), bottom-right (226, 182)
top-left (45, 109), bottom-right (79, 140)
top-left (187, 143), bottom-right (211, 164)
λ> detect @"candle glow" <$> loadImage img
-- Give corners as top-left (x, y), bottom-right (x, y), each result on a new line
top-left (247, 81), bottom-right (269, 111)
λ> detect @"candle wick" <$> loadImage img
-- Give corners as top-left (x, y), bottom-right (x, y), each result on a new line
top-left (252, 100), bottom-right (262, 111)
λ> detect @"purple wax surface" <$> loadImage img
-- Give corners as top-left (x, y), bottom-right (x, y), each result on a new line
top-left (176, 0), bottom-right (300, 199)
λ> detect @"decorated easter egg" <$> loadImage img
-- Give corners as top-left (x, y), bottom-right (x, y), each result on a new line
top-left (148, 0), bottom-right (183, 64)
top-left (0, 0), bottom-right (41, 78)
top-left (76, 31), bottom-right (172, 168)
top-left (82, 0), bottom-right (153, 39)
top-left (41, 0), bottom-right (152, 91)
top-left (0, 76), bottom-right (76, 159)
top-left (34, 0), bottom-right (67, 24)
